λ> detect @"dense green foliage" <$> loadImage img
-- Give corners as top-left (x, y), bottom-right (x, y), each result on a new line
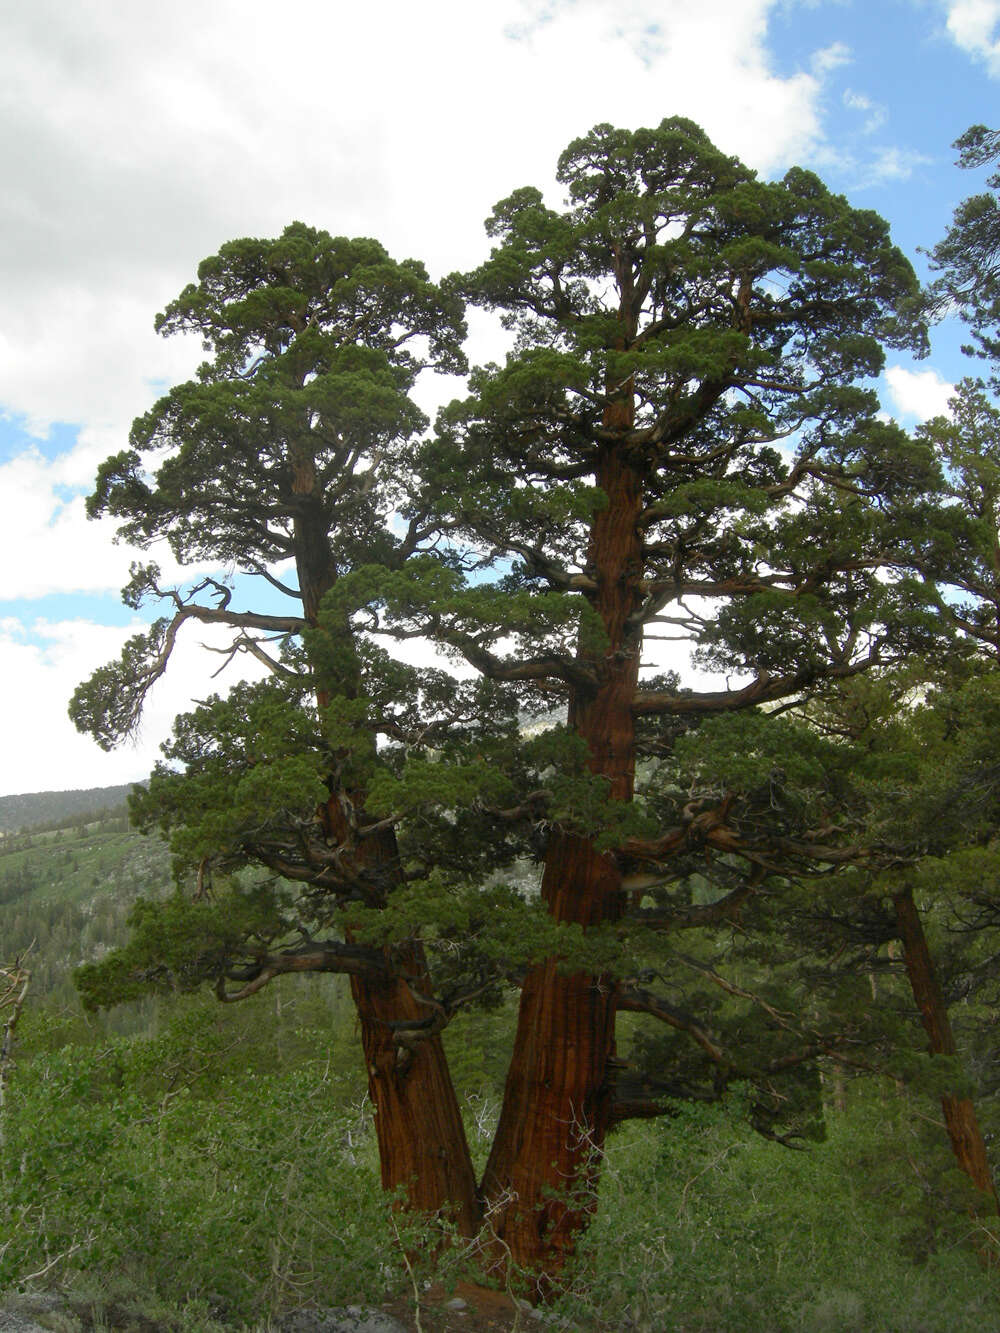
top-left (2, 793), bottom-right (1000, 1327)
top-left (2, 990), bottom-right (997, 1330)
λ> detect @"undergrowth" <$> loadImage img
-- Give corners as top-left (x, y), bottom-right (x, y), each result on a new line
top-left (2, 998), bottom-right (998, 1331)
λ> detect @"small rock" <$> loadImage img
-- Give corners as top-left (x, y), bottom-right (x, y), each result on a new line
top-left (275, 1307), bottom-right (408, 1333)
top-left (0, 1316), bottom-right (55, 1333)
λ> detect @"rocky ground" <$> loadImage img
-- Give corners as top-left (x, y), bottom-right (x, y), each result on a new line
top-left (0, 1283), bottom-right (577, 1333)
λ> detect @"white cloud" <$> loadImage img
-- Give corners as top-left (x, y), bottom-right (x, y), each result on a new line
top-left (0, 616), bottom-right (268, 796)
top-left (945, 0), bottom-right (1000, 73)
top-left (843, 88), bottom-right (887, 134)
top-left (862, 146), bottom-right (933, 185)
top-left (0, 431), bottom-right (224, 600)
top-left (0, 0), bottom-right (834, 440)
top-left (812, 41), bottom-right (852, 75)
top-left (0, 449), bottom-right (133, 600)
top-left (884, 365), bottom-right (956, 422)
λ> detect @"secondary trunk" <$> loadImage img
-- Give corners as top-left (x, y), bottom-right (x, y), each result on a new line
top-left (296, 472), bottom-right (479, 1233)
top-left (351, 942), bottom-right (482, 1236)
top-left (322, 798), bottom-right (481, 1237)
top-left (482, 435), bottom-right (642, 1285)
top-left (892, 883), bottom-right (998, 1212)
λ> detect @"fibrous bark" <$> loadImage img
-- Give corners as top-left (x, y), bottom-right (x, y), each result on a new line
top-left (351, 941), bottom-right (481, 1236)
top-left (482, 432), bottom-right (641, 1283)
top-left (892, 883), bottom-right (998, 1212)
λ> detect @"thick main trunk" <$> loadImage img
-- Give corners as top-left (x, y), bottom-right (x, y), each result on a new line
top-left (480, 835), bottom-right (621, 1288)
top-left (892, 884), bottom-right (998, 1212)
top-left (351, 940), bottom-right (481, 1236)
top-left (483, 435), bottom-right (642, 1286)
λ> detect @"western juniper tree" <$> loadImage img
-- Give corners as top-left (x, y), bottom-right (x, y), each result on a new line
top-left (74, 121), bottom-right (958, 1286)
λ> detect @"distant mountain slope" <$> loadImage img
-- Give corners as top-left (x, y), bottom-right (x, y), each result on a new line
top-left (0, 784), bottom-right (137, 833)
top-left (0, 804), bottom-right (172, 1004)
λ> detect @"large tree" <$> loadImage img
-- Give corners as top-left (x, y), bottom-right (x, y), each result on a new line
top-left (930, 123), bottom-right (1000, 368)
top-left (71, 222), bottom-right (488, 1234)
top-left (75, 121), bottom-right (950, 1287)
top-left (380, 117), bottom-right (935, 1275)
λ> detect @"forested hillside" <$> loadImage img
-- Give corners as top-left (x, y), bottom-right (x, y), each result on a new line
top-left (0, 797), bottom-right (168, 1005)
top-left (0, 784), bottom-right (135, 833)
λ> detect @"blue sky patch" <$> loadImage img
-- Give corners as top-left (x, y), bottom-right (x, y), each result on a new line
top-left (0, 592), bottom-right (142, 634)
top-left (0, 414), bottom-right (80, 463)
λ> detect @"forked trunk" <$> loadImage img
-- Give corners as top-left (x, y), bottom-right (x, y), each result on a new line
top-left (892, 884), bottom-right (998, 1212)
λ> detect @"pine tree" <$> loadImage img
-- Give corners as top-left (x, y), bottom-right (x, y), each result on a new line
top-left (389, 118), bottom-right (935, 1275)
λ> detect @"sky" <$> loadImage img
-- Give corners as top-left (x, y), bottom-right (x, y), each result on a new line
top-left (1, 0), bottom-right (998, 796)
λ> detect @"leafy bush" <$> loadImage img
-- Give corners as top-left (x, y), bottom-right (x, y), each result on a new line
top-left (1, 998), bottom-right (396, 1323)
top-left (558, 1091), bottom-right (997, 1332)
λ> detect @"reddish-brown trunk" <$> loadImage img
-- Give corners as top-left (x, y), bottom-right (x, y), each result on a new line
top-left (323, 795), bottom-right (481, 1235)
top-left (893, 884), bottom-right (998, 1212)
top-left (483, 427), bottom-right (642, 1285)
top-left (350, 943), bottom-right (481, 1236)
top-left (293, 443), bottom-right (479, 1233)
top-left (480, 835), bottom-right (622, 1288)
